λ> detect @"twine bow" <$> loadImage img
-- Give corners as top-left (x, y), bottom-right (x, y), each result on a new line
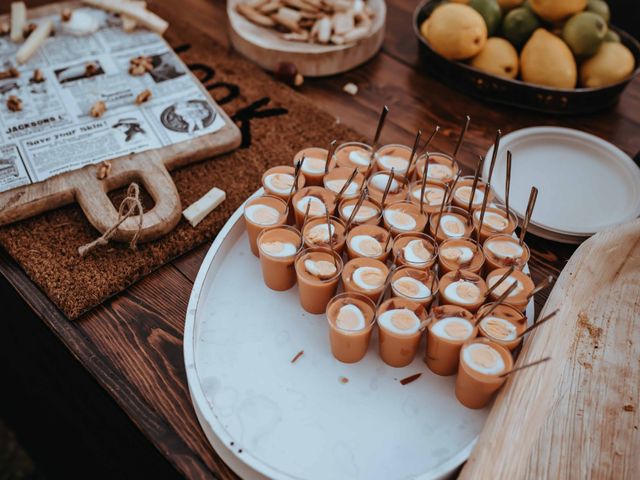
top-left (78, 183), bottom-right (144, 257)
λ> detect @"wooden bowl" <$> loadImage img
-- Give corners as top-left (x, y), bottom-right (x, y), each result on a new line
top-left (227, 0), bottom-right (386, 77)
top-left (413, 0), bottom-right (640, 115)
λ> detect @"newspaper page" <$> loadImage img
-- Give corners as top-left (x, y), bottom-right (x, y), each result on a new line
top-left (0, 7), bottom-right (226, 193)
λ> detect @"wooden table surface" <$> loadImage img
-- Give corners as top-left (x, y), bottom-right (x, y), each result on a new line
top-left (1, 1), bottom-right (639, 479)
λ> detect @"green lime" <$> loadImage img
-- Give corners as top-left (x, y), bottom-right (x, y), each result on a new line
top-left (502, 7), bottom-right (540, 49)
top-left (587, 0), bottom-right (610, 24)
top-left (604, 29), bottom-right (620, 43)
top-left (562, 11), bottom-right (608, 57)
top-left (469, 0), bottom-right (503, 36)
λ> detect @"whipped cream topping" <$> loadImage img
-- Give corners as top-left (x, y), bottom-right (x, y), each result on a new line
top-left (336, 304), bottom-right (366, 331)
top-left (301, 156), bottom-right (327, 174)
top-left (455, 185), bottom-right (484, 206)
top-left (245, 204), bottom-right (280, 226)
top-left (304, 259), bottom-right (337, 279)
top-left (440, 245), bottom-right (474, 264)
top-left (487, 275), bottom-right (524, 297)
top-left (431, 316), bottom-right (474, 341)
top-left (463, 343), bottom-right (506, 375)
top-left (475, 210), bottom-right (510, 231)
top-left (264, 173), bottom-right (294, 195)
top-left (352, 266), bottom-right (385, 291)
top-left (444, 280), bottom-right (481, 305)
top-left (384, 209), bottom-right (417, 231)
top-left (260, 240), bottom-right (297, 257)
top-left (305, 223), bottom-right (335, 244)
top-left (427, 163), bottom-right (453, 180)
top-left (486, 240), bottom-right (524, 259)
top-left (412, 186), bottom-right (446, 206)
top-left (392, 277), bottom-right (431, 300)
top-left (378, 154), bottom-right (409, 172)
top-left (325, 178), bottom-right (359, 196)
top-left (296, 196), bottom-right (327, 216)
top-left (350, 235), bottom-right (383, 258)
top-left (439, 214), bottom-right (466, 238)
top-left (403, 239), bottom-right (432, 265)
top-left (370, 173), bottom-right (400, 193)
top-left (342, 204), bottom-right (378, 223)
top-left (480, 317), bottom-right (518, 341)
top-left (378, 308), bottom-right (421, 335)
top-left (348, 149), bottom-right (371, 166)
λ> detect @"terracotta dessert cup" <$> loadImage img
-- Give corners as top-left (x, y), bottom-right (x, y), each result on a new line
top-left (390, 266), bottom-right (437, 308)
top-left (374, 144), bottom-right (415, 177)
top-left (415, 152), bottom-right (460, 185)
top-left (451, 176), bottom-right (492, 211)
top-left (438, 237), bottom-right (485, 275)
top-left (455, 338), bottom-right (513, 409)
top-left (293, 147), bottom-right (337, 186)
top-left (482, 233), bottom-right (531, 272)
top-left (366, 171), bottom-right (408, 205)
top-left (257, 225), bottom-right (302, 291)
top-left (471, 206), bottom-right (518, 243)
top-left (345, 224), bottom-right (392, 263)
top-left (342, 257), bottom-right (389, 303)
top-left (291, 186), bottom-right (336, 229)
top-left (244, 194), bottom-right (288, 257)
top-left (425, 305), bottom-right (477, 376)
top-left (382, 201), bottom-right (428, 236)
top-left (376, 297), bottom-right (428, 368)
top-left (438, 270), bottom-right (488, 313)
top-left (294, 247), bottom-right (343, 314)
top-left (326, 292), bottom-right (377, 364)
top-left (392, 232), bottom-right (437, 270)
top-left (335, 141), bottom-right (374, 174)
top-left (302, 216), bottom-right (346, 255)
top-left (485, 268), bottom-right (535, 311)
top-left (262, 165), bottom-right (306, 201)
top-left (323, 167), bottom-right (365, 200)
top-left (338, 196), bottom-right (382, 227)
top-left (408, 180), bottom-right (449, 215)
top-left (476, 303), bottom-right (527, 352)
top-left (428, 206), bottom-right (474, 243)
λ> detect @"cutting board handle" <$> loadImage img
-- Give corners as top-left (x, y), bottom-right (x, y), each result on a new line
top-left (76, 158), bottom-right (182, 243)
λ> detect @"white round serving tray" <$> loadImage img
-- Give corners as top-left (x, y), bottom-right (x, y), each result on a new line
top-left (484, 126), bottom-right (640, 243)
top-left (184, 190), bottom-right (534, 480)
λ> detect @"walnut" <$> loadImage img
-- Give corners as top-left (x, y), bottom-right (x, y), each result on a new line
top-left (61, 8), bottom-right (73, 22)
top-left (128, 56), bottom-right (153, 76)
top-left (7, 96), bottom-right (23, 112)
top-left (23, 23), bottom-right (37, 38)
top-left (89, 100), bottom-right (106, 117)
top-left (96, 161), bottom-right (112, 180)
top-left (31, 68), bottom-right (44, 83)
top-left (135, 89), bottom-right (152, 104)
top-left (85, 62), bottom-right (99, 77)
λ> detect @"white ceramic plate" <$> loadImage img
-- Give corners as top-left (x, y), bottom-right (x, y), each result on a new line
top-left (184, 191), bottom-right (535, 480)
top-left (484, 127), bottom-right (640, 241)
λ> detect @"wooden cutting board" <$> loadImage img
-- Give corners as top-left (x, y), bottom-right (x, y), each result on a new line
top-left (460, 218), bottom-right (640, 479)
top-left (0, 1), bottom-right (241, 243)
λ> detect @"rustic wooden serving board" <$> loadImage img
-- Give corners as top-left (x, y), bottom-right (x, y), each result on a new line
top-left (0, 1), bottom-right (241, 243)
top-left (460, 218), bottom-right (640, 479)
top-left (227, 0), bottom-right (386, 77)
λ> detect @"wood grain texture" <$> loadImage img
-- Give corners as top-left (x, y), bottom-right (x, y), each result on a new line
top-left (461, 219), bottom-right (640, 479)
top-left (0, 1), bottom-right (241, 243)
top-left (0, 0), bottom-right (639, 478)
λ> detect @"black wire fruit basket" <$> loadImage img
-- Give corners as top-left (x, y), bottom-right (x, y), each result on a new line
top-left (413, 0), bottom-right (640, 115)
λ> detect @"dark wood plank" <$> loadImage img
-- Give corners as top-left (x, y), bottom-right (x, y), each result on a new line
top-left (1, 1), bottom-right (639, 479)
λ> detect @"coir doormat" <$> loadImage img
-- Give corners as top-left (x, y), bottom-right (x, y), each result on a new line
top-left (0, 27), bottom-right (361, 319)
